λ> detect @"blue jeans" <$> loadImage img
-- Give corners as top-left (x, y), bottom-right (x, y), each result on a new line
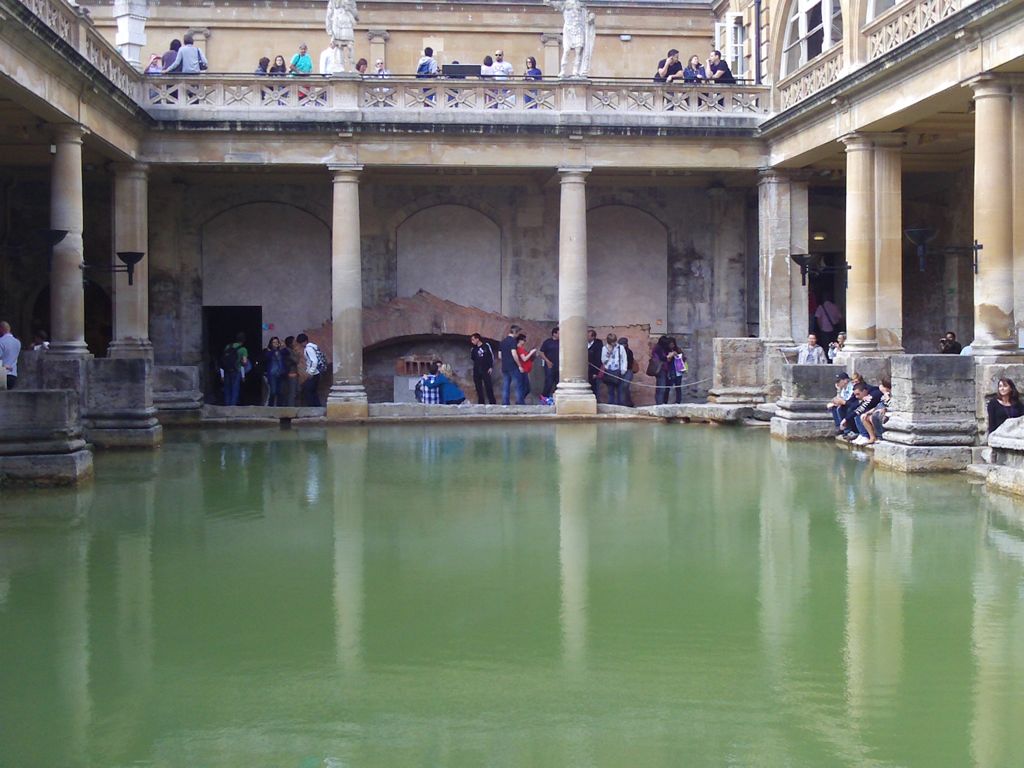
top-left (301, 374), bottom-right (321, 407)
top-left (266, 373), bottom-right (283, 406)
top-left (655, 371), bottom-right (669, 405)
top-left (604, 374), bottom-right (620, 405)
top-left (621, 370), bottom-right (634, 406)
top-left (854, 414), bottom-right (869, 438)
top-left (516, 371), bottom-right (530, 403)
top-left (223, 371), bottom-right (241, 406)
top-left (542, 365), bottom-right (558, 398)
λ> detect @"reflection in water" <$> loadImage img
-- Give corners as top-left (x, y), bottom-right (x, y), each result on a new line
top-left (3, 426), bottom-right (1024, 766)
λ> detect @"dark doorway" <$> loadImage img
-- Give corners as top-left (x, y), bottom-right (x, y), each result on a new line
top-left (203, 305), bottom-right (263, 405)
top-left (31, 281), bottom-right (113, 356)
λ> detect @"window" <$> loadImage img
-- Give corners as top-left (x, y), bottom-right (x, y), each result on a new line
top-left (781, 0), bottom-right (843, 76)
top-left (714, 12), bottom-right (748, 78)
top-left (868, 0), bottom-right (900, 19)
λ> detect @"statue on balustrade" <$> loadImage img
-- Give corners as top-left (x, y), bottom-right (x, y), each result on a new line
top-left (325, 0), bottom-right (358, 71)
top-left (546, 0), bottom-right (596, 78)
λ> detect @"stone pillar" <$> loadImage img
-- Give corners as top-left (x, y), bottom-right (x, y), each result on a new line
top-left (367, 30), bottom-right (389, 69)
top-left (1014, 85), bottom-right (1024, 343)
top-left (326, 165), bottom-right (368, 420)
top-left (842, 133), bottom-right (877, 352)
top-left (49, 125), bottom-right (91, 359)
top-left (541, 33), bottom-right (562, 78)
top-left (971, 78), bottom-right (1016, 355)
top-left (113, 0), bottom-right (149, 68)
top-left (554, 167), bottom-right (597, 415)
top-left (874, 134), bottom-right (905, 353)
top-left (108, 162), bottom-right (153, 360)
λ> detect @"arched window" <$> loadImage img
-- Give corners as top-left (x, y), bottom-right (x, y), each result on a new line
top-left (781, 0), bottom-right (843, 75)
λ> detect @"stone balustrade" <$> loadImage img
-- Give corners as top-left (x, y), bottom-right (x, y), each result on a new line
top-left (864, 0), bottom-right (977, 60)
top-left (777, 45), bottom-right (844, 111)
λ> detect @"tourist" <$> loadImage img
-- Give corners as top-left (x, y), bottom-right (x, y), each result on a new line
top-left (145, 54), bottom-right (164, 75)
top-left (270, 55), bottom-right (287, 74)
top-left (827, 371), bottom-right (855, 433)
top-left (987, 377), bottom-right (1024, 434)
top-left (469, 333), bottom-right (496, 404)
top-left (262, 336), bottom-right (289, 406)
top-left (161, 33), bottom-right (207, 75)
top-left (667, 336), bottom-right (686, 404)
top-left (601, 333), bottom-right (627, 405)
top-left (814, 294), bottom-right (843, 345)
top-left (499, 324), bottom-right (522, 405)
top-left (289, 43), bottom-right (313, 75)
top-left (682, 55), bottom-right (706, 82)
top-left (480, 55), bottom-right (495, 77)
top-left (524, 56), bottom-right (542, 80)
top-left (30, 330), bottom-right (49, 350)
top-left (846, 381), bottom-right (883, 445)
top-left (939, 330), bottom-right (962, 354)
top-left (492, 49), bottom-right (514, 79)
top-left (515, 333), bottom-right (537, 403)
top-left (283, 335), bottom-right (299, 406)
top-left (707, 50), bottom-right (735, 83)
top-left (587, 328), bottom-right (603, 396)
top-left (320, 41), bottom-right (343, 75)
top-left (423, 363), bottom-right (467, 405)
top-left (539, 326), bottom-right (559, 405)
top-left (416, 47), bottom-right (439, 77)
top-left (373, 58), bottom-right (391, 77)
top-left (828, 331), bottom-right (846, 363)
top-left (355, 58), bottom-right (368, 74)
top-left (861, 378), bottom-right (892, 445)
top-left (784, 332), bottom-right (827, 364)
top-left (161, 38), bottom-right (182, 72)
top-left (651, 335), bottom-right (671, 405)
top-left (619, 336), bottom-right (636, 407)
top-left (0, 321), bottom-right (22, 390)
top-left (220, 332), bottom-right (249, 406)
top-left (654, 49), bottom-right (684, 83)
top-left (296, 333), bottom-right (324, 407)
top-left (255, 56), bottom-right (271, 75)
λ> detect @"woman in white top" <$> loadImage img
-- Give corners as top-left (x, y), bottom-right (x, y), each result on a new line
top-left (601, 333), bottom-right (627, 405)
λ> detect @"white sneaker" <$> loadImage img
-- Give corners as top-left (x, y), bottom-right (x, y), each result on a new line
top-left (853, 436), bottom-right (870, 445)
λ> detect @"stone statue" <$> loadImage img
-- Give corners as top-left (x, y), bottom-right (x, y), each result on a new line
top-left (325, 0), bottom-right (358, 71)
top-left (546, 0), bottom-right (596, 78)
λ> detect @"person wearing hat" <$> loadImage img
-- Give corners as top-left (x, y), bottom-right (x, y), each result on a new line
top-left (827, 371), bottom-right (855, 434)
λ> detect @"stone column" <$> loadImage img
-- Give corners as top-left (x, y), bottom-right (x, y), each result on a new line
top-left (874, 134), bottom-right (905, 353)
top-left (1013, 85), bottom-right (1024, 342)
top-left (971, 78), bottom-right (1016, 355)
top-left (326, 165), bottom-right (368, 420)
top-left (842, 133), bottom-right (877, 352)
top-left (541, 33), bottom-right (562, 78)
top-left (757, 169), bottom-right (808, 345)
top-left (108, 162), bottom-right (153, 360)
top-left (554, 167), bottom-right (597, 415)
top-left (49, 125), bottom-right (91, 359)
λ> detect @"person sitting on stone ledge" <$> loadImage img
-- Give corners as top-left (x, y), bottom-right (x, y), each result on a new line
top-left (844, 381), bottom-right (883, 445)
top-left (861, 378), bottom-right (891, 445)
top-left (783, 332), bottom-right (827, 364)
top-left (422, 363), bottom-right (467, 405)
top-left (987, 377), bottom-right (1024, 435)
top-left (827, 371), bottom-right (854, 433)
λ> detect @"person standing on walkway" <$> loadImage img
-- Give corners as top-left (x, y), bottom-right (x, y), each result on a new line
top-left (499, 324), bottom-right (522, 405)
top-left (539, 327), bottom-right (559, 405)
top-left (161, 32), bottom-right (207, 74)
top-left (469, 333), bottom-right (496, 404)
top-left (220, 332), bottom-right (248, 406)
top-left (601, 333), bottom-right (626, 405)
top-left (297, 333), bottom-right (323, 407)
top-left (0, 321), bottom-right (22, 390)
top-left (514, 333), bottom-right (537, 404)
top-left (587, 329), bottom-right (603, 396)
top-left (619, 336), bottom-right (636, 407)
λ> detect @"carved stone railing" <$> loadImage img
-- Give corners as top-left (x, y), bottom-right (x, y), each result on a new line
top-left (143, 75), bottom-right (771, 119)
top-left (776, 45), bottom-right (844, 111)
top-left (17, 0), bottom-right (142, 100)
top-left (864, 0), bottom-right (977, 60)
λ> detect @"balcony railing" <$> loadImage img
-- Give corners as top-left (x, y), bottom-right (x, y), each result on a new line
top-left (776, 45), bottom-right (844, 111)
top-left (864, 0), bottom-right (977, 60)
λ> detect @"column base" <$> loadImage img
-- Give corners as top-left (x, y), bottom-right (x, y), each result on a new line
top-left (107, 339), bottom-right (155, 361)
top-left (0, 448), bottom-right (94, 487)
top-left (326, 384), bottom-right (369, 421)
top-left (872, 442), bottom-right (973, 473)
top-left (555, 381), bottom-right (597, 415)
top-left (46, 341), bottom-right (93, 359)
top-left (971, 339), bottom-right (1018, 356)
top-left (84, 414), bottom-right (163, 449)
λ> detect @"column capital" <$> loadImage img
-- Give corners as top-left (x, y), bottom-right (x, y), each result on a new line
top-left (839, 132), bottom-right (874, 152)
top-left (329, 164), bottom-right (363, 181)
top-left (967, 75), bottom-right (1012, 99)
top-left (109, 161), bottom-right (149, 178)
top-left (366, 29), bottom-right (390, 42)
top-left (541, 32), bottom-right (562, 46)
top-left (558, 167), bottom-right (591, 181)
top-left (186, 26), bottom-right (212, 41)
top-left (51, 124), bottom-right (88, 145)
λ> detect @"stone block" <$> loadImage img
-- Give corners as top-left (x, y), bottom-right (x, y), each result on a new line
top-left (41, 356), bottom-right (89, 395)
top-left (0, 390), bottom-right (93, 486)
top-left (769, 364), bottom-right (835, 440)
top-left (153, 365), bottom-right (203, 424)
top-left (778, 364), bottom-right (836, 401)
top-left (15, 349), bottom-right (46, 388)
top-left (83, 358), bottom-right (162, 449)
top-left (872, 443), bottom-right (973, 472)
top-left (847, 355), bottom-right (891, 387)
top-left (770, 417), bottom-right (835, 440)
top-left (976, 363), bottom-right (1024, 430)
top-left (986, 465), bottom-right (1024, 498)
top-left (708, 338), bottom-right (766, 403)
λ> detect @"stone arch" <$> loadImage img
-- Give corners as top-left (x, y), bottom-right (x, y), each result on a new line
top-left (586, 205), bottom-right (669, 331)
top-left (395, 203), bottom-right (503, 313)
top-left (200, 201), bottom-right (331, 347)
top-left (769, 0), bottom-right (849, 83)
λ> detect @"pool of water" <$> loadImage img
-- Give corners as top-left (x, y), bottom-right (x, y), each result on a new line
top-left (2, 423), bottom-right (1023, 767)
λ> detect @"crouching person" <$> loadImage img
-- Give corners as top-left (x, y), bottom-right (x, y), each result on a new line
top-left (845, 380), bottom-right (883, 445)
top-left (861, 378), bottom-right (891, 445)
top-left (827, 371), bottom-right (854, 434)
top-left (423, 363), bottom-right (467, 405)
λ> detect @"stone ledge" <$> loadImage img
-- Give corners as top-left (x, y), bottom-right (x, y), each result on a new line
top-left (872, 443), bottom-right (973, 472)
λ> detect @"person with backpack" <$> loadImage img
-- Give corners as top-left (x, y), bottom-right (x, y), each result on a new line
top-left (220, 332), bottom-right (249, 406)
top-left (296, 333), bottom-right (327, 407)
top-left (416, 47), bottom-right (438, 77)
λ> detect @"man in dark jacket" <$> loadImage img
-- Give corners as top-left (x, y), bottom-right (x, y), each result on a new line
top-left (469, 333), bottom-right (496, 404)
top-left (499, 324), bottom-right (521, 405)
top-left (587, 328), bottom-right (603, 396)
top-left (844, 382), bottom-right (883, 445)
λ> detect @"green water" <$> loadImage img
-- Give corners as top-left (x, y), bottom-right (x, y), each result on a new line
top-left (2, 424), bottom-right (1023, 768)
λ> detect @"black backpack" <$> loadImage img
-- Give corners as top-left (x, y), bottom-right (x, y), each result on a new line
top-left (221, 343), bottom-right (239, 372)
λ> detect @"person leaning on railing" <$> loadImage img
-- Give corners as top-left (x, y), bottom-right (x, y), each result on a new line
top-left (161, 33), bottom-right (207, 74)
top-left (706, 50), bottom-right (735, 84)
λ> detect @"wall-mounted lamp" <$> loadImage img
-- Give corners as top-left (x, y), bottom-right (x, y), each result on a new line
top-left (619, 34), bottom-right (632, 42)
top-left (81, 251), bottom-right (145, 286)
top-left (904, 228), bottom-right (982, 274)
top-left (790, 252), bottom-right (851, 287)
top-left (812, 231), bottom-right (827, 242)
